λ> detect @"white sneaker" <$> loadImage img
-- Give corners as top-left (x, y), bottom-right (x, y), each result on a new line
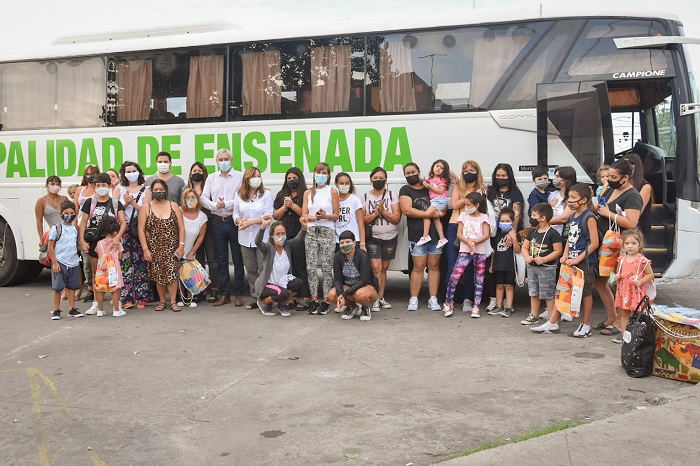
top-left (531, 321), bottom-right (560, 334)
top-left (436, 238), bottom-right (449, 249)
top-left (96, 309), bottom-right (106, 317)
top-left (462, 299), bottom-right (473, 313)
top-left (416, 235), bottom-right (431, 246)
top-left (113, 309), bottom-right (126, 317)
top-left (486, 297), bottom-right (498, 311)
top-left (189, 302), bottom-right (198, 308)
top-left (443, 302), bottom-right (453, 317)
top-left (407, 297), bottom-right (419, 311)
top-left (177, 301), bottom-right (185, 307)
top-left (84, 301), bottom-right (98, 315)
top-left (560, 313), bottom-right (573, 322)
top-left (372, 300), bottom-right (380, 312)
top-left (471, 306), bottom-right (481, 318)
top-left (378, 297), bottom-right (392, 309)
top-left (359, 306), bottom-right (371, 321)
top-left (428, 296), bottom-right (441, 311)
top-left (341, 305), bottom-right (358, 320)
top-left (335, 305), bottom-right (346, 314)
top-left (540, 310), bottom-right (549, 320)
top-left (572, 323), bottom-right (592, 338)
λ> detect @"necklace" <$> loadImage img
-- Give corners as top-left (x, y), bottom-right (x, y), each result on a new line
top-left (44, 194), bottom-right (61, 210)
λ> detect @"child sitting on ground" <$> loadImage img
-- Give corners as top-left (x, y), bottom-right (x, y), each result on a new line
top-left (488, 207), bottom-right (521, 318)
top-left (417, 159), bottom-right (450, 249)
top-left (48, 201), bottom-right (84, 320)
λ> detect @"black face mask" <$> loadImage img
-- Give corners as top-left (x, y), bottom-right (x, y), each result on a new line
top-left (608, 178), bottom-right (624, 190)
top-left (405, 174), bottom-right (421, 186)
top-left (190, 173), bottom-right (204, 182)
top-left (153, 191), bottom-right (167, 201)
top-left (529, 217), bottom-right (540, 227)
top-left (463, 172), bottom-right (478, 183)
top-left (86, 174), bottom-right (95, 183)
top-left (287, 179), bottom-right (299, 189)
top-left (372, 180), bottom-right (386, 191)
top-left (495, 178), bottom-right (509, 188)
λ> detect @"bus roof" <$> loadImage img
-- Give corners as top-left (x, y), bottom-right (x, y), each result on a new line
top-left (0, 4), bottom-right (682, 63)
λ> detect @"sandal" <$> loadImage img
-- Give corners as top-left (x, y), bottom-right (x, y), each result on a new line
top-left (600, 325), bottom-right (620, 335)
top-left (154, 302), bottom-right (166, 312)
top-left (592, 321), bottom-right (608, 331)
top-left (245, 300), bottom-right (259, 310)
top-left (171, 303), bottom-right (182, 312)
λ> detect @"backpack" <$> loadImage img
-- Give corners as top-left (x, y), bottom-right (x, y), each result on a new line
top-left (84, 196), bottom-right (120, 243)
top-left (179, 259), bottom-right (211, 303)
top-left (39, 224), bottom-right (65, 267)
top-left (568, 210), bottom-right (600, 266)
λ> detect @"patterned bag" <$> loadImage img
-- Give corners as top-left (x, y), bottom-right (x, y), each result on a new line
top-left (554, 265), bottom-right (584, 318)
top-left (94, 250), bottom-right (119, 292)
top-left (598, 217), bottom-right (622, 277)
top-left (650, 307), bottom-right (700, 383)
top-left (179, 259), bottom-right (211, 297)
top-left (621, 296), bottom-right (655, 378)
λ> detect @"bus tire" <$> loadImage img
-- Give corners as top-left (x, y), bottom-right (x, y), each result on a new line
top-left (21, 261), bottom-right (46, 283)
top-left (0, 218), bottom-right (29, 287)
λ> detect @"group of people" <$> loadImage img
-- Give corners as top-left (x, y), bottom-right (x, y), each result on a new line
top-left (37, 149), bottom-right (655, 338)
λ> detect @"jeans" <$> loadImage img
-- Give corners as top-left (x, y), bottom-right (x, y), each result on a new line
top-left (446, 223), bottom-right (474, 303)
top-left (211, 218), bottom-right (245, 297)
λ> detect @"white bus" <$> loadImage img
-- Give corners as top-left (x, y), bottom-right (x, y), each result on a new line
top-left (1, 6), bottom-right (700, 285)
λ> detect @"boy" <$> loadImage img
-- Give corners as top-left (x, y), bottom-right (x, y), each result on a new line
top-left (520, 203), bottom-right (562, 331)
top-left (48, 201), bottom-right (84, 320)
top-left (527, 166), bottom-right (555, 216)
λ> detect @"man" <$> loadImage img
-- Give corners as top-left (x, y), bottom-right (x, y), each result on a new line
top-left (200, 149), bottom-right (245, 306)
top-left (145, 151), bottom-right (186, 204)
top-left (328, 231), bottom-right (378, 321)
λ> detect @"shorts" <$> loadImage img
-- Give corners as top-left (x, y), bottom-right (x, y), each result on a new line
top-left (430, 197), bottom-right (447, 211)
top-left (87, 240), bottom-right (99, 259)
top-left (527, 264), bottom-right (557, 300)
top-left (51, 263), bottom-right (82, 291)
top-left (494, 270), bottom-right (516, 286)
top-left (366, 236), bottom-right (398, 261)
top-left (581, 263), bottom-right (595, 297)
top-left (410, 238), bottom-right (443, 257)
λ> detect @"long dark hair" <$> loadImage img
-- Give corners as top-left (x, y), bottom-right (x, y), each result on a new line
top-left (429, 159), bottom-right (451, 189)
top-left (487, 163), bottom-right (521, 201)
top-left (188, 162), bottom-right (208, 189)
top-left (120, 161), bottom-right (145, 186)
top-left (275, 167), bottom-right (307, 205)
top-left (622, 152), bottom-right (646, 191)
top-left (555, 166), bottom-right (577, 201)
top-left (609, 159), bottom-right (634, 188)
top-left (335, 172), bottom-right (356, 195)
top-left (466, 192), bottom-right (488, 214)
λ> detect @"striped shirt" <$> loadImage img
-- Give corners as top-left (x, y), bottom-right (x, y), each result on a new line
top-left (49, 223), bottom-right (80, 267)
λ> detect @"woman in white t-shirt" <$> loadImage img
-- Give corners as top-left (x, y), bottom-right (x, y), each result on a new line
top-left (180, 188), bottom-right (208, 305)
top-left (334, 172), bottom-right (366, 249)
top-left (548, 166), bottom-right (577, 236)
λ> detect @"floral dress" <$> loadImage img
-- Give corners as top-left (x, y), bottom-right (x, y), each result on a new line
top-left (145, 202), bottom-right (180, 286)
top-left (614, 255), bottom-right (651, 311)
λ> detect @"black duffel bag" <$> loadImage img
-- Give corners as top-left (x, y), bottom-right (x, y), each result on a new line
top-left (621, 296), bottom-right (655, 378)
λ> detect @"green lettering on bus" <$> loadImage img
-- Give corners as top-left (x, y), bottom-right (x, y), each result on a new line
top-left (0, 142), bottom-right (5, 167)
top-left (77, 139), bottom-right (98, 174)
top-left (384, 127), bottom-right (412, 172)
top-left (28, 141), bottom-right (46, 178)
top-left (162, 135), bottom-right (181, 175)
top-left (138, 136), bottom-right (159, 175)
top-left (194, 133), bottom-right (216, 174)
top-left (354, 128), bottom-right (382, 172)
top-left (7, 141), bottom-right (27, 178)
top-left (269, 131), bottom-right (292, 173)
top-left (227, 133), bottom-right (243, 171)
top-left (244, 132), bottom-right (267, 172)
top-left (102, 138), bottom-right (123, 173)
top-left (294, 130), bottom-right (320, 172)
top-left (325, 129), bottom-right (352, 172)
top-left (56, 140), bottom-right (77, 177)
top-left (46, 140), bottom-right (56, 176)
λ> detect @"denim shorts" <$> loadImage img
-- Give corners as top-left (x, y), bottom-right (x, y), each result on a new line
top-left (410, 239), bottom-right (443, 257)
top-left (367, 236), bottom-right (398, 260)
top-left (430, 197), bottom-right (447, 210)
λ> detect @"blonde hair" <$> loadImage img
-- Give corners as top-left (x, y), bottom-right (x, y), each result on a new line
top-left (596, 165), bottom-right (610, 184)
top-left (181, 188), bottom-right (201, 211)
top-left (456, 160), bottom-right (485, 199)
top-left (238, 167), bottom-right (265, 202)
top-left (621, 229), bottom-right (646, 254)
top-left (310, 162), bottom-right (331, 203)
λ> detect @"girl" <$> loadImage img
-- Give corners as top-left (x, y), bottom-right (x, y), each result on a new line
top-left (443, 192), bottom-right (491, 318)
top-left (488, 207), bottom-right (521, 318)
top-left (106, 169), bottom-right (121, 198)
top-left (302, 162), bottom-right (340, 315)
top-left (179, 188), bottom-right (208, 307)
top-left (595, 165), bottom-right (610, 197)
top-left (613, 230), bottom-right (654, 344)
top-left (74, 164), bottom-right (100, 303)
top-left (548, 166), bottom-right (577, 236)
top-left (187, 162), bottom-right (219, 303)
top-left (417, 159), bottom-right (450, 249)
top-left (94, 217), bottom-right (125, 317)
top-left (334, 172), bottom-right (366, 250)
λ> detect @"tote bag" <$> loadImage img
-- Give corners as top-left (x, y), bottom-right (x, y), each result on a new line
top-left (554, 265), bottom-right (584, 318)
top-left (598, 217), bottom-right (622, 277)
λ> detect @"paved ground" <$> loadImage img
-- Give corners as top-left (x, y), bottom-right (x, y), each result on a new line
top-left (1, 270), bottom-right (698, 466)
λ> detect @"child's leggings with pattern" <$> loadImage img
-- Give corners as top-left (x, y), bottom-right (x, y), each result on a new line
top-left (446, 253), bottom-right (487, 305)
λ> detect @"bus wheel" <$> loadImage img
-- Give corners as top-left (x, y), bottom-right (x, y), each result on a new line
top-left (22, 261), bottom-right (46, 283)
top-left (0, 218), bottom-right (29, 287)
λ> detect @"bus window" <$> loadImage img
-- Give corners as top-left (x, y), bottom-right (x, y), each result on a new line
top-left (612, 112), bottom-right (642, 154)
top-left (654, 95), bottom-right (677, 158)
top-left (0, 57), bottom-right (105, 130)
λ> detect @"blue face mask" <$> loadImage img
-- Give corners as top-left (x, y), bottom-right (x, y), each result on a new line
top-left (62, 214), bottom-right (76, 223)
top-left (499, 223), bottom-right (513, 233)
top-left (218, 160), bottom-right (231, 172)
top-left (315, 174), bottom-right (328, 185)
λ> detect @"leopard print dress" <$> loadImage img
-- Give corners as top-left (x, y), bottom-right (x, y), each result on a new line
top-left (145, 202), bottom-right (180, 285)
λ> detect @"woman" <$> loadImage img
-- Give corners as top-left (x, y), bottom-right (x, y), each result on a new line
top-left (254, 216), bottom-right (309, 317)
top-left (363, 167), bottom-right (401, 311)
top-left (180, 188), bottom-right (208, 306)
top-left (548, 166), bottom-right (577, 236)
top-left (187, 162), bottom-right (219, 303)
top-left (591, 159), bottom-right (643, 336)
top-left (622, 152), bottom-right (654, 240)
top-left (139, 179), bottom-right (186, 312)
top-left (446, 161), bottom-right (487, 312)
top-left (74, 164), bottom-right (100, 303)
top-left (35, 176), bottom-right (69, 247)
top-left (118, 161), bottom-right (152, 309)
top-left (334, 172), bottom-right (366, 249)
top-left (233, 167), bottom-right (273, 310)
top-left (106, 169), bottom-right (121, 198)
top-left (273, 167), bottom-right (312, 311)
top-left (302, 162), bottom-right (340, 315)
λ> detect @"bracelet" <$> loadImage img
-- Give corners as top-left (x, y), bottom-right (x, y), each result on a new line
top-left (179, 241), bottom-right (185, 245)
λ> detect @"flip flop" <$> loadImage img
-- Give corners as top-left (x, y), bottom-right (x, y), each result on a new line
top-left (592, 321), bottom-right (608, 330)
top-left (600, 325), bottom-right (620, 335)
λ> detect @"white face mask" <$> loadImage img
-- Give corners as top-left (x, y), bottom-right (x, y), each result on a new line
top-left (337, 185), bottom-right (350, 194)
top-left (157, 162), bottom-right (170, 174)
top-left (465, 206), bottom-right (477, 215)
top-left (248, 177), bottom-right (262, 189)
top-left (96, 187), bottom-right (110, 197)
top-left (125, 171), bottom-right (140, 183)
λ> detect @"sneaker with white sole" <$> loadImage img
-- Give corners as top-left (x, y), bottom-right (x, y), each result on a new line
top-left (531, 321), bottom-right (560, 333)
top-left (443, 302), bottom-right (453, 317)
top-left (277, 303), bottom-right (291, 317)
top-left (499, 307), bottom-right (513, 318)
top-left (471, 307), bottom-right (481, 318)
top-left (436, 238), bottom-right (449, 249)
top-left (416, 235), bottom-right (431, 246)
top-left (113, 309), bottom-right (126, 317)
top-left (487, 306), bottom-right (502, 316)
top-left (96, 309), bottom-right (106, 317)
top-left (572, 323), bottom-right (592, 338)
top-left (462, 299), bottom-right (473, 313)
top-left (318, 302), bottom-right (331, 315)
top-left (84, 301), bottom-right (98, 315)
top-left (68, 308), bottom-right (83, 318)
top-left (341, 305), bottom-right (358, 320)
top-left (189, 302), bottom-right (197, 308)
top-left (372, 300), bottom-right (380, 312)
top-left (258, 300), bottom-right (275, 316)
top-left (485, 297), bottom-right (497, 311)
top-left (540, 310), bottom-right (549, 320)
top-left (51, 310), bottom-right (61, 320)
top-left (177, 301), bottom-right (185, 307)
top-left (407, 297), bottom-right (419, 311)
top-left (378, 297), bottom-right (391, 309)
top-left (520, 313), bottom-right (540, 325)
top-left (335, 305), bottom-right (346, 314)
top-left (561, 313), bottom-right (573, 322)
top-left (360, 306), bottom-right (371, 321)
top-left (428, 296), bottom-right (441, 311)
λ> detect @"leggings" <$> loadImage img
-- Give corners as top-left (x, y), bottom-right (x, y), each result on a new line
top-left (305, 226), bottom-right (335, 299)
top-left (259, 278), bottom-right (303, 303)
top-left (446, 253), bottom-right (487, 306)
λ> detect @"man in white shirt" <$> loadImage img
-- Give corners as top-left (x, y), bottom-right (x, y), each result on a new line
top-left (200, 149), bottom-right (245, 306)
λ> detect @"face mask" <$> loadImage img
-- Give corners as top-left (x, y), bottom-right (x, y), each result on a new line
top-left (337, 185), bottom-right (350, 194)
top-left (465, 206), bottom-right (477, 215)
top-left (495, 178), bottom-right (509, 188)
top-left (218, 160), bottom-right (231, 172)
top-left (552, 178), bottom-right (564, 188)
top-left (499, 223), bottom-right (513, 232)
top-left (190, 173), bottom-right (204, 183)
top-left (535, 179), bottom-right (550, 189)
top-left (125, 171), bottom-right (140, 183)
top-left (529, 217), bottom-right (540, 227)
top-left (340, 242), bottom-right (355, 255)
top-left (315, 174), bottom-right (328, 186)
top-left (287, 179), bottom-right (299, 189)
top-left (96, 187), bottom-right (110, 197)
top-left (608, 179), bottom-right (624, 190)
top-left (274, 235), bottom-right (286, 246)
top-left (372, 180), bottom-right (386, 191)
top-left (405, 174), bottom-right (421, 186)
top-left (61, 214), bottom-right (75, 223)
top-left (249, 177), bottom-right (262, 189)
top-left (568, 200), bottom-right (585, 211)
top-left (48, 185), bottom-right (61, 194)
top-left (153, 191), bottom-right (167, 201)
top-left (463, 172), bottom-right (478, 183)
top-left (86, 174), bottom-right (95, 183)
top-left (185, 198), bottom-right (198, 209)
top-left (157, 162), bottom-right (170, 174)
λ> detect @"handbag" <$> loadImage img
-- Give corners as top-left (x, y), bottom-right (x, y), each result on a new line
top-left (128, 187), bottom-right (146, 237)
top-left (621, 296), bottom-right (656, 378)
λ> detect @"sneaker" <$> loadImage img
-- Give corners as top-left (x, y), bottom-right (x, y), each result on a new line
top-left (407, 297), bottom-right (419, 311)
top-left (258, 300), bottom-right (275, 316)
top-left (436, 238), bottom-right (449, 249)
top-left (335, 305), bottom-right (346, 314)
top-left (372, 300), bottom-right (380, 312)
top-left (189, 302), bottom-right (198, 308)
top-left (318, 302), bottom-right (330, 315)
top-left (520, 313), bottom-right (540, 325)
top-left (443, 302), bottom-right (453, 318)
top-left (341, 305), bottom-right (358, 320)
top-left (113, 309), bottom-right (126, 317)
top-left (307, 301), bottom-right (320, 315)
top-left (84, 301), bottom-right (98, 315)
top-left (462, 299), bottom-right (473, 313)
top-left (540, 310), bottom-right (549, 320)
top-left (485, 297), bottom-right (498, 311)
top-left (487, 306), bottom-right (502, 316)
top-left (177, 301), bottom-right (185, 307)
top-left (360, 306), bottom-right (371, 321)
top-left (428, 296), bottom-right (441, 311)
top-left (561, 313), bottom-right (573, 322)
top-left (416, 235), bottom-right (431, 246)
top-left (612, 337), bottom-right (623, 344)
top-left (499, 307), bottom-right (513, 318)
top-left (471, 307), bottom-right (481, 318)
top-left (96, 309), bottom-right (106, 317)
top-left (68, 308), bottom-right (83, 318)
top-left (81, 291), bottom-right (94, 302)
top-left (296, 299), bottom-right (311, 312)
top-left (277, 303), bottom-right (291, 317)
top-left (572, 323), bottom-right (592, 338)
top-left (51, 310), bottom-right (61, 320)
top-left (531, 321), bottom-right (560, 334)
top-left (378, 297), bottom-right (391, 309)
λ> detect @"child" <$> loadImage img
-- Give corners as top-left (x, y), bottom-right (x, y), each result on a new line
top-left (443, 192), bottom-right (491, 318)
top-left (66, 184), bottom-right (79, 203)
top-left (48, 201), bottom-right (84, 320)
top-left (94, 217), bottom-right (125, 317)
top-left (595, 165), bottom-right (610, 198)
top-left (612, 230), bottom-right (654, 344)
top-left (527, 165), bottom-right (554, 216)
top-left (488, 207), bottom-right (521, 318)
top-left (417, 159), bottom-right (450, 249)
top-left (66, 183), bottom-right (82, 300)
top-left (521, 203), bottom-right (563, 331)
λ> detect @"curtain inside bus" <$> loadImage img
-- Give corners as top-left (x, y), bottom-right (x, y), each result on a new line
top-left (187, 55), bottom-right (224, 118)
top-left (116, 59), bottom-right (152, 121)
top-left (470, 33), bottom-right (529, 108)
top-left (310, 45), bottom-right (351, 113)
top-left (241, 50), bottom-right (281, 116)
top-left (379, 40), bottom-right (417, 113)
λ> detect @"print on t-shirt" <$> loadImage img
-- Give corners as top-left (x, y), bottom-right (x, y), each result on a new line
top-left (342, 259), bottom-right (360, 286)
top-left (568, 222), bottom-right (582, 258)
